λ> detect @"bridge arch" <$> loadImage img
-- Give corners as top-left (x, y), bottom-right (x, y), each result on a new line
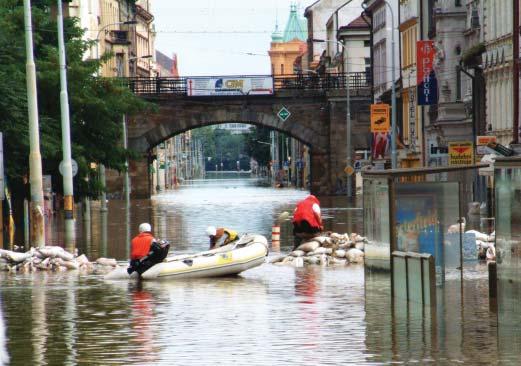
top-left (124, 90), bottom-right (371, 198)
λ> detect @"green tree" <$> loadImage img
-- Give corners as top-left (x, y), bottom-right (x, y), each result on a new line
top-left (0, 0), bottom-right (151, 205)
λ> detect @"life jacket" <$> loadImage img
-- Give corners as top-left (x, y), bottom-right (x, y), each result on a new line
top-left (130, 232), bottom-right (155, 260)
top-left (292, 195), bottom-right (321, 229)
top-left (214, 228), bottom-right (238, 245)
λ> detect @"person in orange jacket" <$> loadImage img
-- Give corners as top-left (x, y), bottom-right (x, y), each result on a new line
top-left (128, 223), bottom-right (169, 276)
top-left (292, 195), bottom-right (323, 249)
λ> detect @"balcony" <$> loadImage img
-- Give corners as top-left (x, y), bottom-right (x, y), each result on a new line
top-left (109, 30), bottom-right (130, 45)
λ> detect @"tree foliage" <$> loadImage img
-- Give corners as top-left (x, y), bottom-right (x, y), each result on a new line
top-left (0, 0), bottom-right (151, 201)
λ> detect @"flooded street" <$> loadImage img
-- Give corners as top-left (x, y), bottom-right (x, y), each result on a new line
top-left (0, 177), bottom-right (510, 365)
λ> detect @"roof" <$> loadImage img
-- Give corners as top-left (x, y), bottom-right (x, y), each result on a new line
top-left (282, 4), bottom-right (307, 42)
top-left (155, 50), bottom-right (173, 72)
top-left (343, 15), bottom-right (370, 29)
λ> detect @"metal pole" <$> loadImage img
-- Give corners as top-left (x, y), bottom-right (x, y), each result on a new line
top-left (385, 1), bottom-right (398, 169)
top-left (344, 43), bottom-right (352, 197)
top-left (513, 0), bottom-right (520, 143)
top-left (24, 0), bottom-right (45, 247)
top-left (99, 164), bottom-right (107, 211)
top-left (57, 0), bottom-right (76, 245)
top-left (123, 115), bottom-right (130, 202)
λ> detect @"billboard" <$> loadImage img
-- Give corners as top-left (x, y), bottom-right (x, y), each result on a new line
top-left (417, 40), bottom-right (438, 105)
top-left (186, 77), bottom-right (274, 96)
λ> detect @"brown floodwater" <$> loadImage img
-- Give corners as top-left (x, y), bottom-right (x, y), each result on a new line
top-left (0, 177), bottom-right (514, 365)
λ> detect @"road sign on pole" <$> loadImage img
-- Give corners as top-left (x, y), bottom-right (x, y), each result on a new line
top-left (370, 104), bottom-right (390, 133)
top-left (277, 106), bottom-right (291, 122)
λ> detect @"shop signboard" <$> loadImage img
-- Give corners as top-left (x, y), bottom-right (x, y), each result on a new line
top-left (476, 135), bottom-right (497, 155)
top-left (186, 76), bottom-right (274, 96)
top-left (449, 141), bottom-right (474, 165)
top-left (417, 40), bottom-right (438, 105)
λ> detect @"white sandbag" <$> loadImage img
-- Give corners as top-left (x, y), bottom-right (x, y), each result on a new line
top-left (293, 257), bottom-right (304, 268)
top-left (290, 250), bottom-right (305, 257)
top-left (268, 255), bottom-right (285, 264)
top-left (56, 251), bottom-right (74, 262)
top-left (486, 246), bottom-right (496, 261)
top-left (330, 257), bottom-right (347, 266)
top-left (296, 241), bottom-right (320, 253)
top-left (75, 254), bottom-right (90, 265)
top-left (104, 266), bottom-right (131, 280)
top-left (314, 247), bottom-right (330, 255)
top-left (61, 260), bottom-right (79, 270)
top-left (355, 242), bottom-right (365, 251)
top-left (347, 248), bottom-right (365, 263)
top-left (37, 246), bottom-right (65, 258)
top-left (96, 258), bottom-right (118, 267)
top-left (1, 250), bottom-right (32, 264)
top-left (465, 230), bottom-right (489, 242)
top-left (333, 249), bottom-right (346, 258)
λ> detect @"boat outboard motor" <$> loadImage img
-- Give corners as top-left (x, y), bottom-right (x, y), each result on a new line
top-left (129, 240), bottom-right (170, 276)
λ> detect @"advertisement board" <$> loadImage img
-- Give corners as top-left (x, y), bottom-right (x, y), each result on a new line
top-left (186, 77), bottom-right (274, 96)
top-left (417, 40), bottom-right (438, 105)
top-left (476, 135), bottom-right (497, 155)
top-left (449, 141), bottom-right (474, 165)
top-left (370, 104), bottom-right (390, 133)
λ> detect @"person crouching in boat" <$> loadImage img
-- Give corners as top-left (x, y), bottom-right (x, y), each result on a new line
top-left (292, 195), bottom-right (323, 249)
top-left (128, 223), bottom-right (170, 276)
top-left (206, 226), bottom-right (238, 250)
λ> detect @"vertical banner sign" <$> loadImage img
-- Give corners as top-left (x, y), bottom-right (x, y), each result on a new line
top-left (370, 104), bottom-right (390, 133)
top-left (408, 87), bottom-right (417, 150)
top-left (0, 133), bottom-right (4, 200)
top-left (417, 40), bottom-right (438, 105)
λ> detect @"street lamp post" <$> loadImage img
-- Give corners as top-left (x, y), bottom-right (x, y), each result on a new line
top-left (312, 38), bottom-right (352, 197)
top-left (23, 0), bottom-right (45, 247)
top-left (57, 0), bottom-right (75, 246)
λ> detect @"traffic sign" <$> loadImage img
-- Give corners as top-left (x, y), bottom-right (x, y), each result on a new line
top-left (277, 106), bottom-right (291, 122)
top-left (370, 104), bottom-right (390, 133)
top-left (344, 165), bottom-right (355, 176)
top-left (59, 159), bottom-right (78, 177)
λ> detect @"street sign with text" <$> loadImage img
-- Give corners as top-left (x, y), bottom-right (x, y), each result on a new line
top-left (449, 141), bottom-right (474, 166)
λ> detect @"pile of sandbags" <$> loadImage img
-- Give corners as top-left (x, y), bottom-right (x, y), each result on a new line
top-left (0, 246), bottom-right (118, 274)
top-left (466, 230), bottom-right (496, 260)
top-left (270, 232), bottom-right (366, 267)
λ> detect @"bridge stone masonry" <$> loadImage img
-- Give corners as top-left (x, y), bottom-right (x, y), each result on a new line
top-left (119, 74), bottom-right (371, 198)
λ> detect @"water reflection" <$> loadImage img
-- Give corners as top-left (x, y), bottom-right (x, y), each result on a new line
top-left (0, 178), bottom-right (508, 364)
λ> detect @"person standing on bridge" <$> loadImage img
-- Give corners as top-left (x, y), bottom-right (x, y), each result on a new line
top-left (206, 226), bottom-right (238, 250)
top-left (292, 195), bottom-right (323, 249)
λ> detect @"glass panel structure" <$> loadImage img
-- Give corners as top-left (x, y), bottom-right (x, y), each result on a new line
top-left (495, 166), bottom-right (521, 355)
top-left (363, 178), bottom-right (391, 270)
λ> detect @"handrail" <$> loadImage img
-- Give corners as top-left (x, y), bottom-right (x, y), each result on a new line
top-left (124, 72), bottom-right (372, 95)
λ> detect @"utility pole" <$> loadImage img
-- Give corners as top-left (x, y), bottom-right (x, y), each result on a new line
top-left (24, 0), bottom-right (45, 247)
top-left (57, 0), bottom-right (76, 245)
top-left (513, 0), bottom-right (520, 143)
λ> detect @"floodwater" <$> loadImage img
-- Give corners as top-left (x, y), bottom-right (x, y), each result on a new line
top-left (0, 177), bottom-right (512, 365)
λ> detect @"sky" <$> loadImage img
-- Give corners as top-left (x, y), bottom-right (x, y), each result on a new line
top-left (152, 0), bottom-right (363, 76)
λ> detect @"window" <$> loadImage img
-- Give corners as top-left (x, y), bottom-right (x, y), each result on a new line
top-left (281, 64), bottom-right (284, 75)
top-left (364, 40), bottom-right (371, 48)
top-left (401, 25), bottom-right (417, 68)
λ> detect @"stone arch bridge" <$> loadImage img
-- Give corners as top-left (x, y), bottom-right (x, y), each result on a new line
top-left (120, 74), bottom-right (372, 197)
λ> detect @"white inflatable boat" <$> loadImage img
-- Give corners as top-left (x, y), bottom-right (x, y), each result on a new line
top-left (140, 234), bottom-right (269, 280)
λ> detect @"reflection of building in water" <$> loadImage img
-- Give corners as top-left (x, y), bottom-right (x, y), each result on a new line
top-left (130, 289), bottom-right (159, 364)
top-left (0, 296), bottom-right (8, 365)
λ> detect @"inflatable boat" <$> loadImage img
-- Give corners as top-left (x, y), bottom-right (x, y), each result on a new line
top-left (139, 234), bottom-right (269, 280)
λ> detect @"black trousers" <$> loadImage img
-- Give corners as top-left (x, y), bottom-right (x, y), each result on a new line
top-left (128, 242), bottom-right (170, 275)
top-left (293, 221), bottom-right (321, 249)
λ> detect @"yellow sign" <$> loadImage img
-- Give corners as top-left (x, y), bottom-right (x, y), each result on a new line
top-left (344, 165), bottom-right (355, 176)
top-left (217, 253), bottom-right (233, 265)
top-left (449, 141), bottom-right (474, 166)
top-left (476, 136), bottom-right (497, 146)
top-left (370, 104), bottom-right (390, 133)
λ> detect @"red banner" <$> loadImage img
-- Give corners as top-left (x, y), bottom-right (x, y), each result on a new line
top-left (416, 40), bottom-right (438, 105)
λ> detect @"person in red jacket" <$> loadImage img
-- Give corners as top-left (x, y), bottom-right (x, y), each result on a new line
top-left (128, 223), bottom-right (169, 276)
top-left (292, 195), bottom-right (323, 249)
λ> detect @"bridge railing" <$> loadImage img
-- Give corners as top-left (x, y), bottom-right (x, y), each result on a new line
top-left (126, 72), bottom-right (371, 95)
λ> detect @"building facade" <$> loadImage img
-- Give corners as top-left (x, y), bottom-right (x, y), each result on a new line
top-left (268, 4), bottom-right (307, 76)
top-left (337, 15), bottom-right (371, 75)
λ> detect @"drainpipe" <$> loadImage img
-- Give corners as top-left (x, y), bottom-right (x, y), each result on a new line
top-left (513, 0), bottom-right (519, 143)
top-left (361, 8), bottom-right (374, 104)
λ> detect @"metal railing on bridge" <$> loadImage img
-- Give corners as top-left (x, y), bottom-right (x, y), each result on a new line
top-left (126, 72), bottom-right (371, 95)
